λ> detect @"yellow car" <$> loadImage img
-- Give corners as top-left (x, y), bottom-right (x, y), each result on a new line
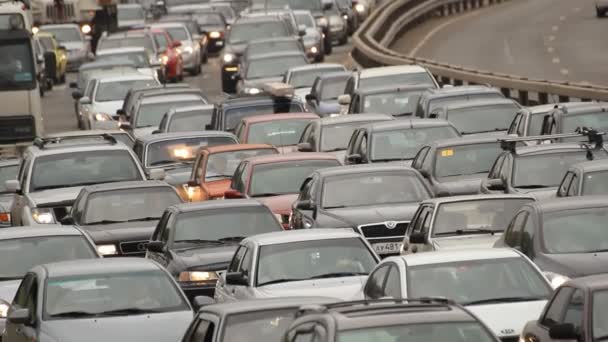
top-left (36, 32), bottom-right (68, 84)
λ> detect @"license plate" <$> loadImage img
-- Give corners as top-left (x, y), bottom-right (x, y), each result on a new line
top-left (372, 242), bottom-right (402, 255)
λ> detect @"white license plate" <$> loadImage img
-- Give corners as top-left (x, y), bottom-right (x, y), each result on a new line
top-left (372, 242), bottom-right (402, 255)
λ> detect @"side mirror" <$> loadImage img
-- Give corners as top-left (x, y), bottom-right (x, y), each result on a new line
top-left (152, 129), bottom-right (161, 134)
top-left (149, 169), bottom-right (165, 180)
top-left (7, 308), bottom-right (30, 325)
top-left (59, 215), bottom-right (74, 225)
top-left (71, 90), bottom-right (83, 100)
top-left (171, 41), bottom-right (182, 48)
top-left (69, 81), bottom-right (78, 89)
top-left (224, 189), bottom-right (244, 199)
top-left (549, 323), bottom-right (579, 340)
top-left (338, 94), bottom-right (351, 106)
top-left (429, 112), bottom-right (439, 119)
top-left (409, 232), bottom-right (426, 244)
top-left (116, 109), bottom-right (125, 116)
top-left (486, 178), bottom-right (505, 191)
top-left (146, 240), bottom-right (164, 253)
top-left (187, 180), bottom-right (198, 188)
top-left (78, 96), bottom-right (91, 105)
top-left (295, 199), bottom-right (313, 211)
top-left (346, 153), bottom-right (362, 164)
top-left (5, 180), bottom-right (20, 193)
top-left (225, 271), bottom-right (248, 286)
top-left (305, 93), bottom-right (316, 102)
top-left (297, 142), bottom-right (313, 152)
top-left (192, 296), bottom-right (214, 311)
top-left (119, 122), bottom-right (132, 130)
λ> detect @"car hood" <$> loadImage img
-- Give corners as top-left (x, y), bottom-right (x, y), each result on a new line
top-left (0, 279), bottom-right (21, 303)
top-left (164, 167), bottom-right (192, 186)
top-left (171, 245), bottom-right (237, 268)
top-left (538, 252), bottom-right (608, 278)
top-left (133, 126), bottom-right (157, 139)
top-left (27, 186), bottom-right (83, 206)
top-left (436, 174), bottom-right (485, 196)
top-left (256, 194), bottom-right (298, 214)
top-left (81, 221), bottom-right (157, 244)
top-left (433, 234), bottom-right (503, 250)
top-left (41, 311), bottom-right (193, 342)
top-left (320, 202), bottom-right (419, 227)
top-left (467, 300), bottom-right (547, 337)
top-left (91, 100), bottom-right (123, 116)
top-left (317, 100), bottom-right (341, 116)
top-left (253, 276), bottom-right (366, 301)
top-left (514, 187), bottom-right (557, 200)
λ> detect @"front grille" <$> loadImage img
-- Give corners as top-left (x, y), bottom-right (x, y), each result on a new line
top-left (500, 336), bottom-right (519, 342)
top-left (0, 116), bottom-right (35, 143)
top-left (119, 240), bottom-right (149, 255)
top-left (45, 3), bottom-right (75, 21)
top-left (358, 221), bottom-right (409, 239)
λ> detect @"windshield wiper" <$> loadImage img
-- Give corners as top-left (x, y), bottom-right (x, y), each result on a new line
top-left (392, 112), bottom-right (413, 117)
top-left (174, 239), bottom-right (224, 245)
top-left (126, 216), bottom-right (160, 222)
top-left (149, 160), bottom-right (179, 166)
top-left (99, 307), bottom-right (161, 316)
top-left (0, 276), bottom-right (23, 281)
top-left (218, 236), bottom-right (246, 242)
top-left (373, 157), bottom-right (411, 162)
top-left (85, 219), bottom-right (127, 225)
top-left (435, 228), bottom-right (500, 236)
top-left (516, 185), bottom-right (550, 189)
top-left (205, 174), bottom-right (232, 179)
top-left (309, 272), bottom-right (368, 279)
top-left (258, 278), bottom-right (306, 286)
top-left (251, 193), bottom-right (281, 197)
top-left (323, 148), bottom-right (345, 152)
top-left (323, 205), bottom-right (346, 209)
top-left (461, 128), bottom-right (508, 135)
top-left (464, 296), bottom-right (546, 305)
top-left (50, 310), bottom-right (99, 318)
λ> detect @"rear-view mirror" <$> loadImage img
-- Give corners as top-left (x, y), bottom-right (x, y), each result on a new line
top-left (549, 323), bottom-right (579, 340)
top-left (59, 215), bottom-right (74, 225)
top-left (119, 122), bottom-right (131, 130)
top-left (297, 142), bottom-right (313, 152)
top-left (346, 153), bottom-right (362, 164)
top-left (295, 199), bottom-right (313, 211)
top-left (71, 90), bottom-right (83, 100)
top-left (338, 94), bottom-right (351, 106)
top-left (69, 81), bottom-right (78, 89)
top-left (78, 96), bottom-right (91, 105)
top-left (305, 94), bottom-right (316, 102)
top-left (486, 178), bottom-right (505, 191)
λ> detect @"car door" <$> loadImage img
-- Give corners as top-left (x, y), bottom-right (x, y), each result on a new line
top-left (5, 273), bottom-right (38, 342)
top-left (217, 246), bottom-right (247, 302)
top-left (524, 287), bottom-right (584, 342)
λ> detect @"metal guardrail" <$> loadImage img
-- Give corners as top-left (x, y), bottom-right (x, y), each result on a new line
top-left (351, 0), bottom-right (608, 105)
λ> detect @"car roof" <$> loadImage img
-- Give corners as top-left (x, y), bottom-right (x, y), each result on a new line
top-left (244, 228), bottom-right (361, 246)
top-left (0, 225), bottom-right (86, 240)
top-left (443, 98), bottom-right (517, 110)
top-left (40, 23), bottom-right (80, 30)
top-left (354, 84), bottom-right (431, 96)
top-left (431, 136), bottom-right (499, 148)
top-left (78, 60), bottom-right (137, 71)
top-left (234, 16), bottom-right (284, 24)
top-left (241, 112), bottom-right (318, 124)
top-left (423, 85), bottom-right (501, 98)
top-left (399, 248), bottom-right (521, 267)
top-left (359, 65), bottom-right (428, 78)
top-left (244, 152), bottom-right (338, 165)
top-left (570, 159), bottom-right (608, 172)
top-left (96, 47), bottom-right (146, 55)
top-left (553, 101), bottom-right (608, 115)
top-left (317, 71), bottom-right (352, 81)
top-left (169, 104), bottom-right (216, 114)
top-left (288, 63), bottom-right (345, 73)
top-left (319, 113), bottom-right (393, 126)
top-left (140, 93), bottom-right (204, 104)
top-left (565, 274), bottom-right (608, 291)
top-left (248, 36), bottom-right (300, 45)
top-left (201, 297), bottom-right (337, 316)
top-left (221, 95), bottom-right (303, 107)
top-left (513, 142), bottom-right (600, 156)
top-left (137, 131), bottom-right (235, 144)
top-left (45, 130), bottom-right (130, 138)
top-left (82, 180), bottom-right (171, 193)
top-left (148, 22), bottom-right (189, 28)
top-left (28, 140), bottom-right (133, 156)
top-left (40, 258), bottom-right (161, 278)
top-left (315, 163), bottom-right (418, 178)
top-left (247, 51), bottom-right (307, 61)
top-left (366, 119), bottom-right (453, 132)
top-left (170, 198), bottom-right (267, 213)
top-left (97, 74), bottom-right (156, 83)
top-left (526, 195), bottom-right (608, 213)
top-left (203, 143), bottom-right (275, 154)
top-left (418, 194), bottom-right (535, 206)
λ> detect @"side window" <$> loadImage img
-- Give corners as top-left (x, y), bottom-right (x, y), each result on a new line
top-left (84, 79), bottom-right (96, 98)
top-left (152, 211), bottom-right (171, 241)
top-left (230, 162), bottom-right (247, 192)
top-left (567, 174), bottom-right (579, 196)
top-left (159, 213), bottom-right (173, 243)
top-left (299, 178), bottom-right (313, 202)
top-left (508, 113), bottom-right (521, 135)
top-left (308, 125), bottom-right (317, 148)
top-left (516, 114), bottom-right (527, 136)
top-left (13, 273), bottom-right (34, 307)
top-left (359, 134), bottom-right (368, 159)
top-left (19, 157), bottom-right (31, 188)
top-left (499, 155), bottom-right (511, 180)
top-left (159, 114), bottom-right (168, 131)
top-left (234, 122), bottom-right (245, 141)
top-left (563, 289), bottom-right (584, 333)
top-left (239, 248), bottom-right (252, 279)
top-left (504, 212), bottom-right (528, 248)
top-left (488, 155), bottom-right (505, 179)
top-left (412, 206), bottom-right (432, 234)
top-left (365, 265), bottom-right (389, 299)
top-left (383, 265), bottom-right (402, 298)
top-left (345, 130), bottom-right (361, 156)
top-left (411, 147), bottom-right (429, 170)
top-left (521, 213), bottom-right (536, 257)
top-left (189, 319), bottom-right (215, 342)
top-left (228, 246), bottom-right (247, 273)
top-left (542, 287), bottom-right (574, 327)
top-left (558, 172), bottom-right (574, 197)
top-left (299, 123), bottom-right (313, 144)
top-left (344, 77), bottom-right (354, 95)
top-left (72, 192), bottom-right (87, 223)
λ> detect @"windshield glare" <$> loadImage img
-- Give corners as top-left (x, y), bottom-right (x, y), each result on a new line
top-left (543, 208), bottom-right (608, 253)
top-left (562, 112), bottom-right (608, 133)
top-left (224, 309), bottom-right (298, 342)
top-left (167, 109), bottom-right (214, 132)
top-left (322, 172), bottom-right (430, 208)
top-left (41, 27), bottom-right (81, 42)
top-left (118, 7), bottom-right (145, 20)
top-left (96, 52), bottom-right (150, 68)
top-left (45, 271), bottom-right (189, 318)
top-left (229, 21), bottom-right (289, 44)
top-left (0, 236), bottom-right (96, 278)
top-left (434, 143), bottom-right (502, 178)
top-left (433, 199), bottom-right (532, 236)
top-left (338, 323), bottom-right (497, 342)
top-left (0, 40), bottom-right (36, 90)
top-left (205, 149), bottom-right (276, 180)
top-left (447, 104), bottom-right (518, 134)
top-left (289, 68), bottom-right (344, 89)
top-left (513, 152), bottom-right (607, 188)
top-left (247, 119), bottom-right (312, 146)
top-left (362, 90), bottom-right (424, 115)
top-left (582, 171), bottom-right (608, 195)
top-left (147, 136), bottom-right (236, 167)
top-left (360, 72), bottom-right (435, 91)
top-left (83, 188), bottom-right (181, 224)
top-left (246, 56), bottom-right (308, 79)
top-left (30, 151), bottom-right (141, 192)
top-left (249, 159), bottom-right (339, 196)
top-left (371, 127), bottom-right (459, 161)
top-left (0, 164), bottom-right (18, 193)
top-left (95, 79), bottom-right (157, 102)
top-left (137, 99), bottom-right (205, 127)
top-left (408, 257), bottom-right (551, 304)
top-left (257, 238), bottom-right (377, 286)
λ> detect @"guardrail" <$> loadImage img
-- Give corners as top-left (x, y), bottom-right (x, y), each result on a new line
top-left (351, 0), bottom-right (608, 105)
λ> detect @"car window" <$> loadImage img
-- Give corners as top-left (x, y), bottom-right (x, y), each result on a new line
top-left (384, 265), bottom-right (401, 298)
top-left (508, 113), bottom-right (521, 135)
top-left (521, 213), bottom-right (536, 257)
top-left (542, 287), bottom-right (574, 327)
top-left (558, 171), bottom-right (574, 197)
top-left (13, 272), bottom-right (34, 307)
top-left (365, 265), bottom-right (389, 299)
top-left (488, 155), bottom-right (505, 179)
top-left (411, 146), bottom-right (429, 170)
top-left (239, 248), bottom-right (252, 280)
top-left (160, 213), bottom-right (173, 243)
top-left (567, 174), bottom-right (579, 196)
top-left (228, 246), bottom-right (247, 273)
top-left (504, 211), bottom-right (528, 248)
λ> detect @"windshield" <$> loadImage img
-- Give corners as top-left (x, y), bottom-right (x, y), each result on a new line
top-left (166, 27), bottom-right (190, 41)
top-left (147, 136), bottom-right (236, 167)
top-left (45, 270), bottom-right (189, 319)
top-left (257, 238), bottom-right (377, 286)
top-left (98, 37), bottom-right (153, 51)
top-left (427, 93), bottom-right (504, 114)
top-left (432, 199), bottom-right (532, 236)
top-left (512, 152), bottom-right (607, 188)
top-left (0, 14), bottom-right (25, 30)
top-left (224, 103), bottom-right (304, 131)
top-left (205, 148), bottom-right (277, 181)
top-left (167, 109), bottom-right (214, 132)
top-left (408, 257), bottom-right (551, 304)
top-left (289, 68), bottom-right (344, 89)
top-left (249, 159), bottom-right (339, 196)
top-left (295, 13), bottom-right (314, 28)
top-left (229, 21), bottom-right (288, 44)
top-left (0, 236), bottom-right (96, 278)
top-left (338, 322), bottom-right (497, 342)
top-left (361, 90), bottom-right (425, 115)
top-left (582, 171), bottom-right (608, 195)
top-left (136, 99), bottom-right (205, 127)
top-left (82, 187), bottom-right (181, 224)
top-left (223, 309), bottom-right (299, 342)
top-left (96, 51), bottom-right (150, 68)
top-left (434, 143), bottom-right (502, 178)
top-left (321, 121), bottom-right (379, 152)
top-left (95, 79), bottom-right (157, 102)
top-left (0, 39), bottom-right (36, 90)
top-left (562, 112), bottom-right (608, 133)
top-left (360, 72), bottom-right (435, 90)
top-left (246, 56), bottom-right (307, 79)
top-left (41, 27), bottom-right (81, 42)
top-left (30, 150), bottom-right (142, 192)
top-left (371, 127), bottom-right (459, 161)
top-left (118, 6), bottom-right (145, 20)
top-left (543, 208), bottom-right (608, 254)
top-left (247, 41), bottom-right (301, 58)
top-left (247, 119), bottom-right (312, 146)
top-left (320, 77), bottom-right (348, 100)
top-left (447, 104), bottom-right (518, 134)
top-left (322, 172), bottom-right (430, 208)
top-left (173, 207), bottom-right (281, 242)
top-left (0, 164), bottom-right (18, 193)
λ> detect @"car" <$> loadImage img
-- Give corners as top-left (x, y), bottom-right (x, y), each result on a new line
top-left (362, 249), bottom-right (553, 340)
top-left (344, 119), bottom-right (460, 165)
top-left (39, 24), bottom-right (90, 71)
top-left (146, 199), bottom-right (283, 299)
top-left (236, 51), bottom-right (309, 95)
top-left (157, 104), bottom-right (217, 133)
top-left (325, 2), bottom-right (348, 45)
top-left (480, 133), bottom-right (608, 199)
top-left (556, 159), bottom-right (608, 197)
top-left (186, 144), bottom-right (278, 201)
top-left (148, 22), bottom-right (203, 75)
top-left (540, 102), bottom-right (608, 139)
top-left (234, 112), bottom-right (319, 152)
top-left (305, 71), bottom-right (351, 116)
top-left (76, 73), bottom-right (159, 130)
top-left (35, 32), bottom-right (67, 85)
top-left (0, 226), bottom-right (99, 336)
top-left (521, 274), bottom-right (608, 342)
top-left (6, 135), bottom-right (147, 226)
top-left (0, 158), bottom-right (19, 227)
top-left (343, 65), bottom-right (439, 97)
top-left (192, 11), bottom-right (228, 54)
top-left (428, 98), bottom-right (522, 136)
top-left (343, 84), bottom-right (431, 116)
top-left (210, 94), bottom-right (307, 133)
top-left (117, 3), bottom-right (146, 28)
top-left (214, 229), bottom-right (380, 302)
top-left (118, 83), bottom-right (191, 121)
top-left (3, 258), bottom-right (193, 342)
top-left (181, 297), bottom-right (336, 342)
top-left (494, 196), bottom-right (608, 286)
top-left (283, 298), bottom-right (501, 342)
top-left (155, 16), bottom-right (210, 64)
top-left (297, 114), bottom-right (394, 160)
top-left (402, 194), bottom-right (534, 254)
top-left (70, 60), bottom-right (138, 99)
top-left (148, 27), bottom-right (185, 82)
top-left (506, 103), bottom-right (584, 139)
top-left (598, 0), bottom-right (608, 16)
top-left (414, 85), bottom-right (505, 118)
top-left (284, 63), bottom-right (346, 101)
top-left (95, 47), bottom-right (161, 80)
top-left (45, 130), bottom-right (135, 149)
top-left (96, 30), bottom-right (157, 53)
top-left (290, 164), bottom-right (433, 256)
top-left (411, 136), bottom-right (504, 197)
top-left (293, 10), bottom-right (325, 62)
top-left (242, 37), bottom-right (304, 65)
top-left (334, 0), bottom-right (358, 35)
top-left (224, 153), bottom-right (341, 228)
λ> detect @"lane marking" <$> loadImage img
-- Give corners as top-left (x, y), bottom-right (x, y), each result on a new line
top-left (503, 39), bottom-right (515, 65)
top-left (573, 7), bottom-right (580, 12)
top-left (559, 15), bottom-right (566, 21)
top-left (552, 57), bottom-right (560, 64)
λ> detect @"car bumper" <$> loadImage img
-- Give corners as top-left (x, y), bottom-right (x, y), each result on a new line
top-left (208, 38), bottom-right (224, 53)
top-left (179, 281), bottom-right (217, 301)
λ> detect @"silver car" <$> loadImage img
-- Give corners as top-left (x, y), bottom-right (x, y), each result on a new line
top-left (95, 47), bottom-right (161, 80)
top-left (148, 22), bottom-right (202, 75)
top-left (39, 24), bottom-right (91, 71)
top-left (0, 158), bottom-right (19, 227)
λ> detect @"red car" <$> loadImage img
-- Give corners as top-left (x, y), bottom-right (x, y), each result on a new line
top-left (148, 28), bottom-right (184, 82)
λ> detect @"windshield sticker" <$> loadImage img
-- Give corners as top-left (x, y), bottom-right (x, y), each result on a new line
top-left (441, 149), bottom-right (454, 157)
top-left (14, 72), bottom-right (32, 82)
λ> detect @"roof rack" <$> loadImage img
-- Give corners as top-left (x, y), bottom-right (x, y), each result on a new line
top-left (498, 127), bottom-right (605, 153)
top-left (295, 297), bottom-right (453, 318)
top-left (33, 133), bottom-right (117, 149)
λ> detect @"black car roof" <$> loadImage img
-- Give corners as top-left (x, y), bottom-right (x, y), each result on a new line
top-left (366, 119), bottom-right (454, 132)
top-left (527, 195), bottom-right (608, 213)
top-left (201, 297), bottom-right (336, 316)
top-left (40, 258), bottom-right (161, 278)
top-left (315, 164), bottom-right (418, 178)
top-left (169, 199), bottom-right (267, 213)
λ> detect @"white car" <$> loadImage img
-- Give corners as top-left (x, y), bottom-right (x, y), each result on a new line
top-left (363, 248), bottom-right (553, 341)
top-left (214, 229), bottom-right (380, 303)
top-left (95, 47), bottom-right (160, 80)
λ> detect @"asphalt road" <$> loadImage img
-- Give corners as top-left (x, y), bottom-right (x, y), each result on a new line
top-left (391, 0), bottom-right (608, 86)
top-left (41, 43), bottom-right (354, 134)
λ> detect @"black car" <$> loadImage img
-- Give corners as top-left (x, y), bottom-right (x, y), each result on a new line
top-left (193, 11), bottom-right (228, 53)
top-left (146, 199), bottom-right (283, 300)
top-left (290, 164), bottom-right (433, 256)
top-left (63, 180), bottom-right (183, 257)
top-left (495, 196), bottom-right (608, 286)
top-left (411, 136), bottom-right (503, 197)
top-left (344, 119), bottom-right (460, 165)
top-left (414, 85), bottom-right (505, 118)
top-left (345, 84), bottom-right (431, 116)
top-left (556, 159), bottom-right (608, 197)
top-left (283, 298), bottom-right (501, 342)
top-left (236, 51), bottom-right (308, 96)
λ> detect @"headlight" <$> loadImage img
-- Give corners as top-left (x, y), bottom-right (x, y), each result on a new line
top-left (209, 31), bottom-right (221, 39)
top-left (81, 24), bottom-right (91, 34)
top-left (31, 208), bottom-right (54, 224)
top-left (97, 244), bottom-right (117, 256)
top-left (244, 87), bottom-right (261, 95)
top-left (343, 14), bottom-right (349, 20)
top-left (184, 46), bottom-right (194, 54)
top-left (32, 26), bottom-right (39, 34)
top-left (545, 272), bottom-right (570, 289)
top-left (0, 212), bottom-right (10, 224)
top-left (94, 113), bottom-right (112, 121)
top-left (178, 271), bottom-right (218, 282)
top-left (223, 53), bottom-right (234, 63)
top-left (355, 3), bottom-right (365, 13)
top-left (0, 300), bottom-right (9, 318)
top-left (310, 46), bottom-right (318, 54)
top-left (161, 55), bottom-right (169, 65)
top-left (316, 17), bottom-right (328, 28)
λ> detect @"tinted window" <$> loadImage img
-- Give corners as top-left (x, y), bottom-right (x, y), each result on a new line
top-left (95, 79), bottom-right (157, 102)
top-left (446, 104), bottom-right (519, 134)
top-left (543, 208), bottom-right (608, 253)
top-left (205, 148), bottom-right (277, 181)
top-left (247, 119), bottom-right (313, 146)
top-left (434, 143), bottom-right (502, 178)
top-left (166, 27), bottom-right (189, 41)
top-left (146, 136), bottom-right (236, 167)
top-left (168, 109), bottom-right (215, 132)
top-left (338, 323), bottom-right (496, 342)
top-left (41, 27), bottom-right (81, 42)
top-left (370, 127), bottom-right (459, 161)
top-left (320, 77), bottom-right (348, 100)
top-left (249, 159), bottom-right (339, 196)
